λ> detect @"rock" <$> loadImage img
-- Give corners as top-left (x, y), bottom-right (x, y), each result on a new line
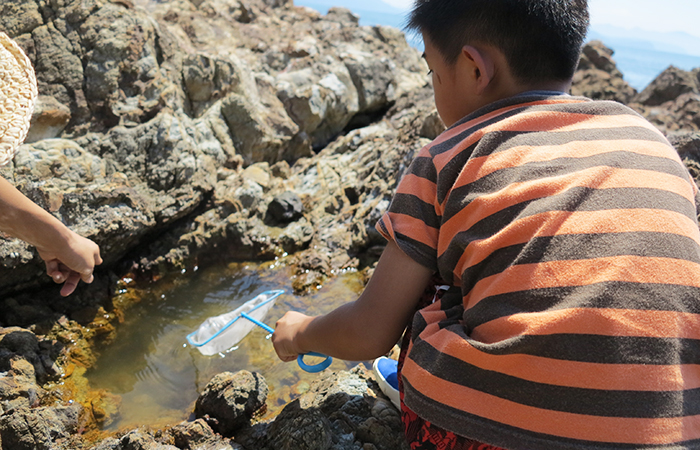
top-left (571, 40), bottom-right (636, 103)
top-left (89, 390), bottom-right (122, 429)
top-left (236, 365), bottom-right (408, 450)
top-left (267, 191), bottom-right (304, 223)
top-left (341, 47), bottom-right (397, 114)
top-left (266, 400), bottom-right (334, 450)
top-left (326, 7), bottom-right (360, 25)
top-left (0, 327), bottom-right (65, 411)
top-left (419, 110), bottom-right (445, 140)
top-left (169, 418), bottom-right (218, 448)
top-left (0, 405), bottom-right (81, 450)
top-left (0, 1), bottom-right (43, 37)
top-left (242, 162), bottom-right (271, 188)
top-left (634, 66), bottom-right (699, 106)
top-left (276, 57), bottom-right (360, 150)
top-left (26, 95), bottom-right (72, 143)
top-left (29, 22), bottom-right (90, 132)
top-left (220, 91), bottom-right (298, 165)
top-left (0, 0), bottom-right (430, 295)
top-left (669, 131), bottom-right (700, 186)
top-left (80, 3), bottom-right (180, 130)
top-left (632, 92), bottom-right (700, 133)
top-left (194, 370), bottom-right (269, 436)
top-left (669, 131), bottom-right (700, 159)
top-left (90, 429), bottom-right (179, 450)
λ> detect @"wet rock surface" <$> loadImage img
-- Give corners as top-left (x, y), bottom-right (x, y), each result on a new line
top-left (0, 0), bottom-right (698, 449)
top-left (194, 370), bottom-right (269, 436)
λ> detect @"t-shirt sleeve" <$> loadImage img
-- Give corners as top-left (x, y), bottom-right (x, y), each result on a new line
top-left (376, 148), bottom-right (441, 272)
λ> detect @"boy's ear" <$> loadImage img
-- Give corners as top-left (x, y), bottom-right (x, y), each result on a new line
top-left (462, 45), bottom-right (495, 94)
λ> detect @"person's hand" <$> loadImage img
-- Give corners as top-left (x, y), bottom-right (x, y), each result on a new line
top-left (272, 311), bottom-right (313, 362)
top-left (35, 230), bottom-right (103, 297)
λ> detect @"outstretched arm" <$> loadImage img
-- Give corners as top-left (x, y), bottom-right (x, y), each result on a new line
top-left (0, 176), bottom-right (102, 296)
top-left (272, 241), bottom-right (433, 362)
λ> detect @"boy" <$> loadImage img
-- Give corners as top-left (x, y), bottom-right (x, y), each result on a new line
top-left (0, 31), bottom-right (101, 297)
top-left (273, 0), bottom-right (700, 448)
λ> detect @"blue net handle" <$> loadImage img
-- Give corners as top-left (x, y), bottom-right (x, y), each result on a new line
top-left (239, 312), bottom-right (333, 373)
top-left (297, 352), bottom-right (333, 373)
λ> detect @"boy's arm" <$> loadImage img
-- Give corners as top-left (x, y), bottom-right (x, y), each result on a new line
top-left (0, 176), bottom-right (102, 296)
top-left (272, 241), bottom-right (434, 362)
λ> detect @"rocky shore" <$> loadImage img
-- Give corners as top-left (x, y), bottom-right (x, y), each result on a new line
top-left (0, 0), bottom-right (699, 449)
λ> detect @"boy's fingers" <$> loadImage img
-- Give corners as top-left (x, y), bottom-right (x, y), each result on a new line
top-left (60, 271), bottom-right (81, 297)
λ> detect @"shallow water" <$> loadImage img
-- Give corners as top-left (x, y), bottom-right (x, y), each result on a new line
top-left (85, 259), bottom-right (366, 431)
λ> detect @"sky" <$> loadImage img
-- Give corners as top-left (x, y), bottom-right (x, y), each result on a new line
top-left (380, 0), bottom-right (700, 40)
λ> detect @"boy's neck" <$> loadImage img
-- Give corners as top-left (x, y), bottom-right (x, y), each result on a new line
top-left (482, 49), bottom-right (572, 106)
top-left (504, 79), bottom-right (572, 97)
top-left (462, 45), bottom-right (573, 121)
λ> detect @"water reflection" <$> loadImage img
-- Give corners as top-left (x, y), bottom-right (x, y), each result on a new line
top-left (86, 261), bottom-right (365, 431)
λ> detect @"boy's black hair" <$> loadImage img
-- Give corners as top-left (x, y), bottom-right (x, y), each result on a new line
top-left (407, 0), bottom-right (589, 83)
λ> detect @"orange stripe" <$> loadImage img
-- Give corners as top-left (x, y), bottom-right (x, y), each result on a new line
top-left (471, 308), bottom-right (700, 342)
top-left (438, 167), bottom-right (697, 256)
top-left (419, 328), bottom-right (700, 391)
top-left (403, 359), bottom-right (700, 444)
top-left (467, 257), bottom-right (700, 308)
top-left (385, 212), bottom-right (438, 249)
top-left (461, 140), bottom-right (682, 185)
top-left (449, 208), bottom-right (700, 275)
top-left (432, 110), bottom-right (660, 174)
top-left (427, 98), bottom-right (586, 151)
top-left (395, 173), bottom-right (439, 210)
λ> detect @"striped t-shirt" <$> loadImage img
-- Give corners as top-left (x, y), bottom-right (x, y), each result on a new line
top-left (376, 93), bottom-right (700, 449)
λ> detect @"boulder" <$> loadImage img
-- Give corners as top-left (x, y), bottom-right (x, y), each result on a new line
top-left (669, 131), bottom-right (700, 159)
top-left (571, 40), bottom-right (636, 103)
top-left (26, 95), bottom-right (71, 143)
top-left (236, 365), bottom-right (408, 450)
top-left (267, 191), bottom-right (304, 223)
top-left (632, 92), bottom-right (700, 133)
top-left (0, 405), bottom-right (81, 450)
top-left (669, 131), bottom-right (700, 186)
top-left (276, 57), bottom-right (360, 150)
top-left (634, 65), bottom-right (699, 106)
top-left (194, 370), bottom-right (269, 436)
top-left (88, 429), bottom-right (180, 450)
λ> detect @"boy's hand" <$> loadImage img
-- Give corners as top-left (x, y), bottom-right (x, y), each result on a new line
top-left (272, 311), bottom-right (313, 362)
top-left (36, 231), bottom-right (103, 297)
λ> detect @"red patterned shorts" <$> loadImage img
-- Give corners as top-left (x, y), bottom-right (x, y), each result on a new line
top-left (397, 281), bottom-right (506, 450)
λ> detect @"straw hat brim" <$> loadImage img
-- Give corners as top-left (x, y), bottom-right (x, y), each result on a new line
top-left (0, 31), bottom-right (38, 167)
